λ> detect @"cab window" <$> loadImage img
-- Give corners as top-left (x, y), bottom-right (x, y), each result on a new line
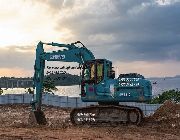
top-left (90, 63), bottom-right (95, 80)
top-left (83, 63), bottom-right (95, 81)
top-left (97, 62), bottom-right (103, 83)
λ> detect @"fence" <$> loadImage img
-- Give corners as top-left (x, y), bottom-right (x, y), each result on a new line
top-left (0, 94), bottom-right (162, 116)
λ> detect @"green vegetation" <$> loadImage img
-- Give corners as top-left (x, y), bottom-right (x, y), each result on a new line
top-left (45, 73), bottom-right (80, 86)
top-left (28, 88), bottom-right (34, 94)
top-left (26, 80), bottom-right (58, 94)
top-left (0, 88), bottom-right (3, 95)
top-left (149, 89), bottom-right (180, 104)
top-left (43, 78), bottom-right (58, 93)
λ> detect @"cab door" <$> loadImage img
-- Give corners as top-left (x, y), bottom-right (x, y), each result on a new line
top-left (81, 60), bottom-right (105, 97)
top-left (81, 61), bottom-right (96, 97)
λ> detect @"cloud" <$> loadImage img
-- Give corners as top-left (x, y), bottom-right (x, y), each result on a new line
top-left (54, 0), bottom-right (180, 62)
top-left (0, 0), bottom-right (68, 47)
top-left (0, 46), bottom-right (35, 70)
top-left (113, 60), bottom-right (180, 77)
top-left (0, 67), bottom-right (32, 77)
top-left (36, 0), bottom-right (75, 12)
top-left (39, 0), bottom-right (64, 10)
top-left (1, 0), bottom-right (180, 77)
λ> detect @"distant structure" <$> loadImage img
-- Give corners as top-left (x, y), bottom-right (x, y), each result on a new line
top-left (0, 77), bottom-right (33, 88)
top-left (0, 73), bottom-right (81, 88)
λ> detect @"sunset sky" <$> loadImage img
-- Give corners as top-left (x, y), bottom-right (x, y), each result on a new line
top-left (0, 0), bottom-right (180, 78)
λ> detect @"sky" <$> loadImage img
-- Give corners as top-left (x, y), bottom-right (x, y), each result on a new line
top-left (0, 0), bottom-right (180, 78)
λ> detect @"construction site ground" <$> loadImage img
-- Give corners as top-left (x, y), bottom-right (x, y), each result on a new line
top-left (0, 101), bottom-right (180, 140)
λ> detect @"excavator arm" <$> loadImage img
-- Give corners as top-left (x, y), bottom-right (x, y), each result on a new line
top-left (29, 41), bottom-right (95, 124)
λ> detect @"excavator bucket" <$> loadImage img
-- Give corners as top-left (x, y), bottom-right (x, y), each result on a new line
top-left (28, 110), bottom-right (47, 125)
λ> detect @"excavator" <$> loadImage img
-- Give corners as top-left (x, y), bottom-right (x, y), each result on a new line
top-left (29, 41), bottom-right (152, 126)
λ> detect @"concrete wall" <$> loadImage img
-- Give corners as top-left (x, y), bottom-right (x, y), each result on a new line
top-left (0, 94), bottom-right (161, 116)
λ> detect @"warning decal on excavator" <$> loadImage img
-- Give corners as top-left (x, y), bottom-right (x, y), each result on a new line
top-left (77, 113), bottom-right (96, 122)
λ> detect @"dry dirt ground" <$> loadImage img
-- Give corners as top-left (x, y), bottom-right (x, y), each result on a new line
top-left (0, 101), bottom-right (180, 140)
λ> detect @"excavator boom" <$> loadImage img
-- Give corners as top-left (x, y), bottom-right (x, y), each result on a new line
top-left (30, 41), bottom-right (95, 124)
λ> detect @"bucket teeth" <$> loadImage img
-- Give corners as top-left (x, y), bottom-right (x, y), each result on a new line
top-left (29, 111), bottom-right (47, 125)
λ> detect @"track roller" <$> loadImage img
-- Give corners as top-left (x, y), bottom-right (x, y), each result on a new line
top-left (70, 105), bottom-right (143, 126)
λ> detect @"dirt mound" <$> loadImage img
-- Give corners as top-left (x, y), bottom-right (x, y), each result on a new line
top-left (148, 100), bottom-right (180, 129)
top-left (153, 100), bottom-right (180, 119)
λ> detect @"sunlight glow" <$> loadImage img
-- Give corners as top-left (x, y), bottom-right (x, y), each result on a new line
top-left (0, 0), bottom-right (66, 47)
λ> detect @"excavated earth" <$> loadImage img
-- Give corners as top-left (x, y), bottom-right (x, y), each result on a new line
top-left (0, 101), bottom-right (180, 140)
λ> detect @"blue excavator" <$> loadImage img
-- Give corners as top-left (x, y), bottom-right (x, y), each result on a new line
top-left (29, 41), bottom-right (152, 126)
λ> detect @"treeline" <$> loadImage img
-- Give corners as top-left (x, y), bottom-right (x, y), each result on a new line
top-left (148, 89), bottom-right (180, 104)
top-left (0, 74), bottom-right (81, 88)
top-left (0, 77), bottom-right (33, 88)
top-left (45, 73), bottom-right (80, 86)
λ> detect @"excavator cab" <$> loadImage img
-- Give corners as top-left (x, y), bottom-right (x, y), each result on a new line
top-left (81, 59), bottom-right (115, 98)
top-left (82, 59), bottom-right (114, 83)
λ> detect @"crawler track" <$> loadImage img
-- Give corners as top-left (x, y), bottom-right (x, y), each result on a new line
top-left (70, 105), bottom-right (143, 126)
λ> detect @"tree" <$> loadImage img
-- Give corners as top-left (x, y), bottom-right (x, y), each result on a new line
top-left (43, 78), bottom-right (58, 94)
top-left (148, 89), bottom-right (180, 104)
top-left (0, 87), bottom-right (3, 95)
top-left (28, 88), bottom-right (34, 94)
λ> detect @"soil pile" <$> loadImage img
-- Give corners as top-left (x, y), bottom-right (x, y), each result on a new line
top-left (149, 100), bottom-right (180, 129)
